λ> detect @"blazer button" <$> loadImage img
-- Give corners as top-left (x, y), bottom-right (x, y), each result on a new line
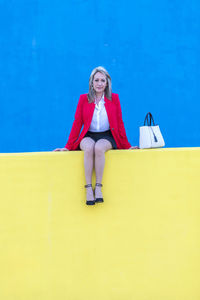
top-left (111, 128), bottom-right (114, 131)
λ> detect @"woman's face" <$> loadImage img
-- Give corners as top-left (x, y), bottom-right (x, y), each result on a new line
top-left (93, 72), bottom-right (107, 94)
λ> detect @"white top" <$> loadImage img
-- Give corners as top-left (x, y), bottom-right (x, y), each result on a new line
top-left (89, 94), bottom-right (110, 132)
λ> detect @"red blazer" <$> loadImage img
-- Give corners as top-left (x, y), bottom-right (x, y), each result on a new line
top-left (65, 93), bottom-right (131, 150)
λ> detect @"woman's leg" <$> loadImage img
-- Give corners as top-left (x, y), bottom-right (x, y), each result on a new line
top-left (94, 139), bottom-right (112, 199)
top-left (80, 137), bottom-right (95, 200)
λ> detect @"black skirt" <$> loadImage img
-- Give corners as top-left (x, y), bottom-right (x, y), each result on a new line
top-left (84, 130), bottom-right (117, 149)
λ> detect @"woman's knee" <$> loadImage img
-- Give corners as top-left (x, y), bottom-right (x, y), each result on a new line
top-left (80, 138), bottom-right (95, 155)
top-left (95, 139), bottom-right (112, 156)
top-left (85, 144), bottom-right (95, 156)
top-left (94, 142), bottom-right (106, 156)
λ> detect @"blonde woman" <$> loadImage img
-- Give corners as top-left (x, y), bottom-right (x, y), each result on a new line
top-left (54, 66), bottom-right (138, 205)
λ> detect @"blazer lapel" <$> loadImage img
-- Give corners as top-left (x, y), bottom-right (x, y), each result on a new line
top-left (104, 96), bottom-right (113, 124)
top-left (104, 96), bottom-right (111, 111)
top-left (87, 101), bottom-right (95, 124)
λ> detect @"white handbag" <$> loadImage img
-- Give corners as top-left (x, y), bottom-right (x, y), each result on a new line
top-left (139, 112), bottom-right (165, 149)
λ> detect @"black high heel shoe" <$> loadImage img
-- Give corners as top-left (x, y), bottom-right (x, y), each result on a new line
top-left (85, 184), bottom-right (95, 205)
top-left (95, 183), bottom-right (104, 203)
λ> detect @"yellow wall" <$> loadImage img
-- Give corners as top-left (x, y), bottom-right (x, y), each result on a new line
top-left (0, 148), bottom-right (200, 300)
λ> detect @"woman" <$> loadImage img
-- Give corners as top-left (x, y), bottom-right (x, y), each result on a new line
top-left (54, 66), bottom-right (138, 205)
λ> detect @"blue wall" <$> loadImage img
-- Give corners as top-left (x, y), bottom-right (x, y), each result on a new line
top-left (0, 0), bottom-right (200, 152)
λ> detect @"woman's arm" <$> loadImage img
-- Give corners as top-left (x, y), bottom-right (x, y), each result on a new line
top-left (115, 94), bottom-right (132, 149)
top-left (64, 95), bottom-right (84, 150)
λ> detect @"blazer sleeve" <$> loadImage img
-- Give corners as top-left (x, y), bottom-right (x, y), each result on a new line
top-left (115, 94), bottom-right (131, 149)
top-left (65, 96), bottom-right (84, 150)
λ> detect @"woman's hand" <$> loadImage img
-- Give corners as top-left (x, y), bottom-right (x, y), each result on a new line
top-left (129, 146), bottom-right (139, 150)
top-left (53, 147), bottom-right (69, 152)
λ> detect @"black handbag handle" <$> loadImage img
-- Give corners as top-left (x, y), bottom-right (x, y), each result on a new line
top-left (143, 112), bottom-right (158, 142)
top-left (144, 112), bottom-right (155, 126)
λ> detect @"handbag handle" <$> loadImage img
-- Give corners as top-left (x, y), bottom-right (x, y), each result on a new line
top-left (144, 112), bottom-right (155, 126)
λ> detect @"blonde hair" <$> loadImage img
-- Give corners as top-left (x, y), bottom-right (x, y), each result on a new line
top-left (88, 66), bottom-right (112, 103)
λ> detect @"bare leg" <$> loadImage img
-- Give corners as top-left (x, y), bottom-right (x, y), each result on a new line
top-left (94, 139), bottom-right (112, 199)
top-left (80, 137), bottom-right (95, 201)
